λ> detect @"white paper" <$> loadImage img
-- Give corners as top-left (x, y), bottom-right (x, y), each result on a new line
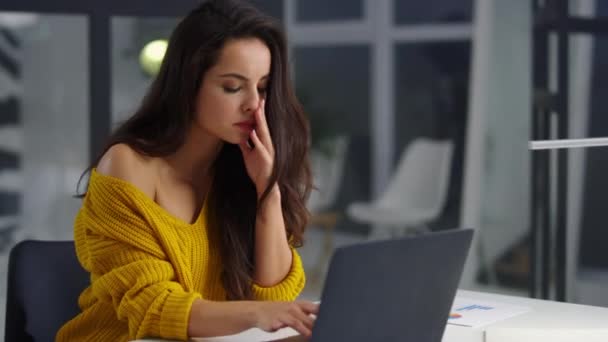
top-left (190, 327), bottom-right (299, 342)
top-left (486, 328), bottom-right (608, 342)
top-left (447, 297), bottom-right (530, 328)
top-left (131, 326), bottom-right (300, 342)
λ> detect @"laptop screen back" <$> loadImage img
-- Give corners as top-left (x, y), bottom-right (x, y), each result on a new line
top-left (311, 229), bottom-right (473, 342)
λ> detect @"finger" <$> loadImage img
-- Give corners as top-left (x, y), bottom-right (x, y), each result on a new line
top-left (250, 129), bottom-right (267, 155)
top-left (257, 98), bottom-right (267, 127)
top-left (253, 101), bottom-right (268, 144)
top-left (255, 98), bottom-right (273, 149)
top-left (295, 320), bottom-right (312, 338)
top-left (297, 301), bottom-right (320, 315)
top-left (293, 307), bottom-right (315, 331)
top-left (270, 320), bottom-right (287, 331)
top-left (283, 316), bottom-right (311, 338)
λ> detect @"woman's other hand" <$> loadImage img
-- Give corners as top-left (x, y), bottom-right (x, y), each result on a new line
top-left (254, 300), bottom-right (319, 338)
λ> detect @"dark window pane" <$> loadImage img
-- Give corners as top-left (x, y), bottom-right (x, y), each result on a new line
top-left (394, 42), bottom-right (471, 232)
top-left (579, 1), bottom-right (608, 274)
top-left (394, 0), bottom-right (472, 25)
top-left (554, 0), bottom-right (608, 308)
top-left (112, 17), bottom-right (178, 123)
top-left (297, 0), bottom-right (363, 22)
top-left (580, 33), bottom-right (608, 268)
top-left (294, 46), bottom-right (370, 234)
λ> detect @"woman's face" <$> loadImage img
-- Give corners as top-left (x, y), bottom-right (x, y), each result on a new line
top-left (194, 37), bottom-right (271, 145)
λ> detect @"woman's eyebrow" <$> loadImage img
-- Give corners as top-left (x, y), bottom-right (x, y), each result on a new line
top-left (219, 73), bottom-right (269, 82)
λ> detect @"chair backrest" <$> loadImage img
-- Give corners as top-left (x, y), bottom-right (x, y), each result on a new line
top-left (5, 240), bottom-right (89, 342)
top-left (308, 135), bottom-right (350, 212)
top-left (378, 138), bottom-right (453, 217)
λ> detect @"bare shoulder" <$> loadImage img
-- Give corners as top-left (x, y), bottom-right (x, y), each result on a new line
top-left (96, 143), bottom-right (157, 198)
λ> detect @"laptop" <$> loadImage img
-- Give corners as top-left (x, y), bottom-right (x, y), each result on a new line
top-left (285, 228), bottom-right (473, 342)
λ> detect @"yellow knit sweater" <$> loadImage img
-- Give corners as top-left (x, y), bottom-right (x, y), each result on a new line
top-left (56, 169), bottom-right (305, 341)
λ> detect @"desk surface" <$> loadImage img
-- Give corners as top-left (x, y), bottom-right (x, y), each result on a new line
top-left (134, 290), bottom-right (608, 342)
top-left (444, 290), bottom-right (608, 342)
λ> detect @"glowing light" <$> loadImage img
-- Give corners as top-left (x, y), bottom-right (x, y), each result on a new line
top-left (139, 39), bottom-right (168, 76)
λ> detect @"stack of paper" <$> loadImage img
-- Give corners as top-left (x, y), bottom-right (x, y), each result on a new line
top-left (447, 297), bottom-right (531, 328)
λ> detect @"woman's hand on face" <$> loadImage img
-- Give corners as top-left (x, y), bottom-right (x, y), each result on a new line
top-left (253, 300), bottom-right (319, 338)
top-left (239, 98), bottom-right (277, 199)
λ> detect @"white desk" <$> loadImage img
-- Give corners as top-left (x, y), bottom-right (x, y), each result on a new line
top-left (444, 290), bottom-right (608, 342)
top-left (134, 290), bottom-right (608, 342)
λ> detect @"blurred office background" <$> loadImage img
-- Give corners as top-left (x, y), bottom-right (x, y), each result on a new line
top-left (1, 0), bottom-right (607, 337)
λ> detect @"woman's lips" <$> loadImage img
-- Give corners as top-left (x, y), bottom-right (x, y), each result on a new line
top-left (234, 122), bottom-right (255, 131)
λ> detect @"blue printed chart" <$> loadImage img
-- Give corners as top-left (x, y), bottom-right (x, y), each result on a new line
top-left (447, 297), bottom-right (531, 328)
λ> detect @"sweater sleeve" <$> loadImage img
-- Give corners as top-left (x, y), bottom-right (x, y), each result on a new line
top-left (85, 233), bottom-right (201, 340)
top-left (77, 175), bottom-right (201, 340)
top-left (251, 248), bottom-right (305, 301)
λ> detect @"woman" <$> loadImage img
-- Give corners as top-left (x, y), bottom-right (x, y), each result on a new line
top-left (57, 0), bottom-right (318, 340)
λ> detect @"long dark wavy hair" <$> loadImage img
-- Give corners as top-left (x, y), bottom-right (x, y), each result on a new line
top-left (80, 0), bottom-right (312, 300)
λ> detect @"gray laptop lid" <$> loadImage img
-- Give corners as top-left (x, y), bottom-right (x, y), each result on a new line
top-left (311, 229), bottom-right (473, 342)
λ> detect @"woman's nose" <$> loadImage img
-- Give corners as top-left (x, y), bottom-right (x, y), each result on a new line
top-left (242, 93), bottom-right (261, 113)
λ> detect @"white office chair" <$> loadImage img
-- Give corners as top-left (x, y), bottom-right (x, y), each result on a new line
top-left (347, 138), bottom-right (453, 238)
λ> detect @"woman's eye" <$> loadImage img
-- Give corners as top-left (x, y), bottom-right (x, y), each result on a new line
top-left (223, 86), bottom-right (241, 93)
